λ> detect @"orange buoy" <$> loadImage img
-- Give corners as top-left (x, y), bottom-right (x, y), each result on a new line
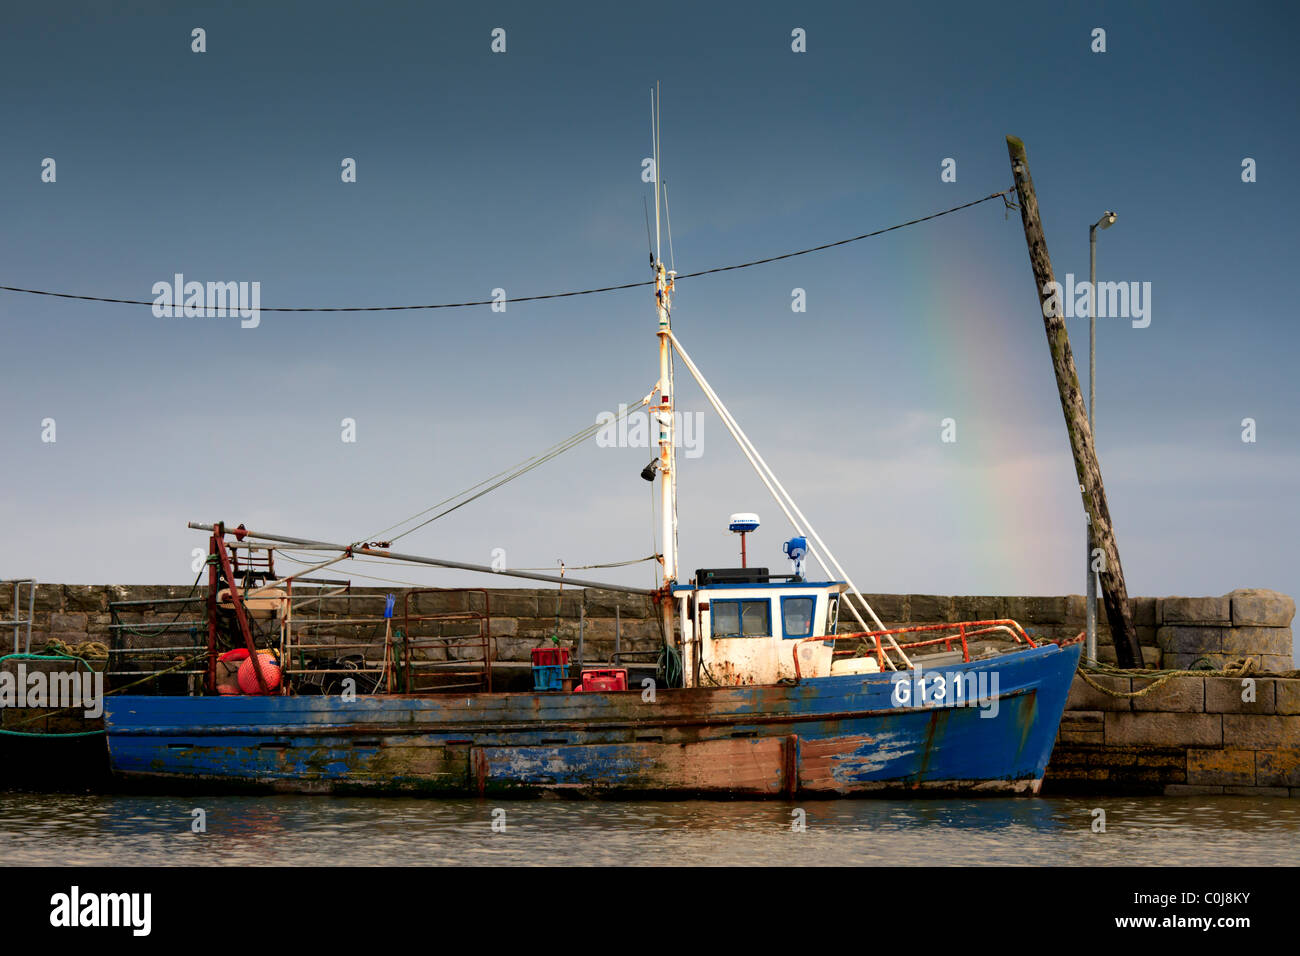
top-left (237, 652), bottom-right (282, 694)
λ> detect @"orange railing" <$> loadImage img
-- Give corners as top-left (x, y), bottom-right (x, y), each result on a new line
top-left (792, 619), bottom-right (1038, 679)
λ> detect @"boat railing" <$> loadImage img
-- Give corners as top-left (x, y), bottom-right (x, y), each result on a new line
top-left (278, 585), bottom-right (387, 693)
top-left (792, 619), bottom-right (1039, 679)
top-left (401, 589), bottom-right (494, 694)
top-left (276, 587), bottom-right (495, 695)
top-left (107, 591), bottom-right (209, 693)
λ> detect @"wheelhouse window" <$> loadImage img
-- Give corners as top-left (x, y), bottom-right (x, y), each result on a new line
top-left (782, 596), bottom-right (816, 639)
top-left (711, 599), bottom-right (771, 638)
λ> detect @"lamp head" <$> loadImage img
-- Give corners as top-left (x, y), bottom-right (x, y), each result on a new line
top-left (1098, 210), bottom-right (1117, 230)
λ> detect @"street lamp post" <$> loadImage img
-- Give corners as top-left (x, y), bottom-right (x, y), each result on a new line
top-left (1086, 210), bottom-right (1117, 663)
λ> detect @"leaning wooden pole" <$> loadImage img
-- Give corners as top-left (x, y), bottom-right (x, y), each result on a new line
top-left (1005, 135), bottom-right (1143, 669)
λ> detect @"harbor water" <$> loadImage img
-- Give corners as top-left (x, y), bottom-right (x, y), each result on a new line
top-left (2, 793), bottom-right (1295, 866)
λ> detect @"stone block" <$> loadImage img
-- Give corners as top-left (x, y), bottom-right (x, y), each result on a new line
top-left (491, 637), bottom-right (532, 662)
top-left (1205, 676), bottom-right (1275, 714)
top-left (1157, 626), bottom-right (1224, 655)
top-left (1131, 675), bottom-right (1204, 713)
top-left (1131, 597), bottom-right (1158, 627)
top-left (1059, 711), bottom-right (1104, 745)
top-left (1161, 596), bottom-right (1231, 626)
top-left (1060, 710), bottom-right (1103, 729)
top-left (32, 585), bottom-right (63, 612)
top-left (438, 620), bottom-right (481, 639)
top-left (1067, 673), bottom-right (1132, 712)
top-left (1004, 596), bottom-right (1068, 626)
top-left (1105, 712), bottom-right (1221, 747)
top-left (48, 612), bottom-right (89, 633)
top-left (1221, 627), bottom-right (1293, 657)
top-left (62, 586), bottom-right (108, 612)
top-left (1059, 729), bottom-right (1104, 745)
top-left (488, 617), bottom-right (518, 637)
top-left (1164, 784), bottom-right (1224, 795)
top-left (1230, 589), bottom-right (1296, 627)
top-left (1163, 652), bottom-right (1230, 671)
top-left (1187, 748), bottom-right (1256, 786)
top-left (1277, 680), bottom-right (1300, 715)
top-left (1093, 643), bottom-right (1159, 667)
top-left (532, 590), bottom-right (582, 618)
top-left (486, 591), bottom-right (540, 618)
top-left (1223, 714), bottom-right (1300, 749)
top-left (1133, 749), bottom-right (1188, 770)
top-left (1119, 766), bottom-right (1187, 787)
top-left (1035, 595), bottom-right (1072, 625)
top-left (582, 589), bottom-right (648, 620)
top-left (1259, 655), bottom-right (1295, 674)
top-left (863, 594), bottom-right (908, 623)
top-left (909, 594), bottom-right (951, 623)
top-left (414, 590), bottom-right (470, 614)
top-left (1254, 749), bottom-right (1300, 787)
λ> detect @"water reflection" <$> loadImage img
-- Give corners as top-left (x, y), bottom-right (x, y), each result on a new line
top-left (1, 793), bottom-right (1295, 866)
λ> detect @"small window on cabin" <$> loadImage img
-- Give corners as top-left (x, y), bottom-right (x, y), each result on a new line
top-left (783, 596), bottom-right (815, 639)
top-left (711, 599), bottom-right (770, 638)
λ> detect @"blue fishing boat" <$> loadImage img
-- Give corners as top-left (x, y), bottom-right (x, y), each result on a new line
top-left (102, 94), bottom-right (1082, 796)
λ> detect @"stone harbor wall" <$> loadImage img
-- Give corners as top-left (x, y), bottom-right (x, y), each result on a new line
top-left (2, 583), bottom-right (1293, 671)
top-left (1045, 671), bottom-right (1300, 796)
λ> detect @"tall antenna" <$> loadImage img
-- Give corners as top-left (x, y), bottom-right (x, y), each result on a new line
top-left (651, 84), bottom-right (662, 263)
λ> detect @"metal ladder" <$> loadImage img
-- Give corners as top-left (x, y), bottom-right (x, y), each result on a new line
top-left (1, 579), bottom-right (36, 654)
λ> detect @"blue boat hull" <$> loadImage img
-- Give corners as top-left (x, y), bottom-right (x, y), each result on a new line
top-left (103, 643), bottom-right (1080, 796)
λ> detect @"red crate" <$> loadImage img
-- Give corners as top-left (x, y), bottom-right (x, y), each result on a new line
top-left (530, 647), bottom-right (570, 667)
top-left (578, 668), bottom-right (627, 692)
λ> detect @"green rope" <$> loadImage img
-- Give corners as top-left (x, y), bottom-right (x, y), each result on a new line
top-left (656, 644), bottom-right (682, 688)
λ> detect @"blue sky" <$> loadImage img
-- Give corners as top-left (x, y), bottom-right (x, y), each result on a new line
top-left (1, 2), bottom-right (1296, 634)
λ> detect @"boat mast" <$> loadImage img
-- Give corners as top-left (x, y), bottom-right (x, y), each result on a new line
top-left (651, 85), bottom-right (679, 652)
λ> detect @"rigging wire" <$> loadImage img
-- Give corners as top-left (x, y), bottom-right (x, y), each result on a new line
top-left (369, 394), bottom-right (652, 545)
top-left (663, 182), bottom-right (676, 273)
top-left (0, 188), bottom-right (1014, 313)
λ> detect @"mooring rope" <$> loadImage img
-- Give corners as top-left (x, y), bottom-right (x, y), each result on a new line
top-left (1073, 657), bottom-right (1272, 699)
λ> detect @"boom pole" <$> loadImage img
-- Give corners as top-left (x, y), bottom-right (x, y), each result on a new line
top-left (186, 522), bottom-right (656, 596)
